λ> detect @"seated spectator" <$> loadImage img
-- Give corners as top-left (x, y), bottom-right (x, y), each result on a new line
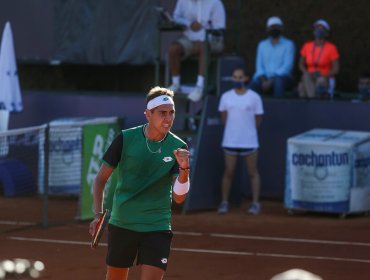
top-left (357, 72), bottom-right (370, 103)
top-left (168, 0), bottom-right (226, 102)
top-left (249, 16), bottom-right (295, 98)
top-left (298, 19), bottom-right (340, 98)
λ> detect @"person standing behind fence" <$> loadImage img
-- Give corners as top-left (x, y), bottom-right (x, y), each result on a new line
top-left (249, 16), bottom-right (295, 98)
top-left (217, 66), bottom-right (264, 215)
top-left (89, 87), bottom-right (190, 280)
top-left (298, 19), bottom-right (340, 98)
top-left (168, 0), bottom-right (226, 102)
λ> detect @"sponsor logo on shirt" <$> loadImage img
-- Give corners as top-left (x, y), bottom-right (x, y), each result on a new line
top-left (163, 156), bottom-right (173, 162)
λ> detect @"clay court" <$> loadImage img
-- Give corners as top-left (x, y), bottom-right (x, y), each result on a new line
top-left (1, 196), bottom-right (370, 280)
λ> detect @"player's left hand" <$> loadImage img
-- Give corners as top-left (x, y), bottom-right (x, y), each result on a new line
top-left (173, 148), bottom-right (190, 169)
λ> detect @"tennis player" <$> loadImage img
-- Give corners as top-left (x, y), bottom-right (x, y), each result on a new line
top-left (89, 86), bottom-right (190, 280)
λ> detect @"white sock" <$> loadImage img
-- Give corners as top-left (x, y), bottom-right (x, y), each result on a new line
top-left (172, 76), bottom-right (180, 86)
top-left (196, 75), bottom-right (204, 88)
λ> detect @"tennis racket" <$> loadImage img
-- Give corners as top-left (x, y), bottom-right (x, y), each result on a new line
top-left (91, 209), bottom-right (110, 249)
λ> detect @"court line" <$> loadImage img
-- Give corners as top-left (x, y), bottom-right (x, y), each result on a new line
top-left (174, 231), bottom-right (370, 247)
top-left (9, 237), bottom-right (91, 246)
top-left (0, 221), bottom-right (37, 226)
top-left (172, 231), bottom-right (203, 236)
top-left (173, 248), bottom-right (370, 264)
top-left (3, 226), bottom-right (368, 247)
top-left (8, 236), bottom-right (370, 264)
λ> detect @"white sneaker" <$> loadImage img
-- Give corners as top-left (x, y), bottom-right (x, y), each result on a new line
top-left (247, 202), bottom-right (261, 215)
top-left (188, 86), bottom-right (203, 102)
top-left (217, 201), bottom-right (229, 214)
top-left (168, 84), bottom-right (180, 93)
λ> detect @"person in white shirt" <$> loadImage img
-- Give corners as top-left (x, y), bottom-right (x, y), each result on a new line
top-left (168, 0), bottom-right (226, 102)
top-left (217, 65), bottom-right (264, 215)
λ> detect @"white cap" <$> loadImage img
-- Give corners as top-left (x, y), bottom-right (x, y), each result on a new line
top-left (270, 269), bottom-right (323, 280)
top-left (314, 19), bottom-right (330, 31)
top-left (266, 16), bottom-right (283, 28)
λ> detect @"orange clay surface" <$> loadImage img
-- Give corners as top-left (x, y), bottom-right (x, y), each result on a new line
top-left (1, 196), bottom-right (370, 279)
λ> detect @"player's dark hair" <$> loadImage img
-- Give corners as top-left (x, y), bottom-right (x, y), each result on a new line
top-left (146, 86), bottom-right (174, 103)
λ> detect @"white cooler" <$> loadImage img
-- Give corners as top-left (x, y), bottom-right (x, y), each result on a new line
top-left (285, 129), bottom-right (370, 216)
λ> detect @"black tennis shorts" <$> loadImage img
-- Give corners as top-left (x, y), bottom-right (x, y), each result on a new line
top-left (223, 147), bottom-right (257, 156)
top-left (106, 224), bottom-right (173, 271)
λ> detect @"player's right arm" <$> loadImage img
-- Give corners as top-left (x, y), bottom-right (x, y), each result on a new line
top-left (93, 164), bottom-right (114, 216)
top-left (89, 132), bottom-right (122, 236)
top-left (89, 164), bottom-right (114, 236)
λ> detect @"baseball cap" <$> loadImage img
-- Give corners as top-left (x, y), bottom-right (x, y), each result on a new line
top-left (266, 16), bottom-right (283, 28)
top-left (314, 19), bottom-right (330, 31)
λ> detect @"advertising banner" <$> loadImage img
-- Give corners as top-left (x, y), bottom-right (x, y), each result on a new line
top-left (48, 126), bottom-right (82, 194)
top-left (285, 129), bottom-right (370, 213)
top-left (287, 143), bottom-right (351, 212)
top-left (350, 141), bottom-right (370, 212)
top-left (79, 121), bottom-right (120, 220)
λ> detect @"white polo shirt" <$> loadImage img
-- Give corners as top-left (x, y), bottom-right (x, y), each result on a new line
top-left (173, 0), bottom-right (226, 42)
top-left (218, 89), bottom-right (264, 149)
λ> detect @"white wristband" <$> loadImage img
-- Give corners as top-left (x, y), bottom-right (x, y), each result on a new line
top-left (173, 178), bottom-right (190, 195)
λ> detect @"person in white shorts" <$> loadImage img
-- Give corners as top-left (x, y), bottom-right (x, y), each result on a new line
top-left (168, 0), bottom-right (226, 102)
top-left (217, 65), bottom-right (264, 215)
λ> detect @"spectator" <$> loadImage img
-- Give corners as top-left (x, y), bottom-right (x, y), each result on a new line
top-left (357, 72), bottom-right (370, 103)
top-left (217, 65), bottom-right (264, 215)
top-left (168, 0), bottom-right (226, 102)
top-left (298, 19), bottom-right (340, 98)
top-left (249, 16), bottom-right (295, 98)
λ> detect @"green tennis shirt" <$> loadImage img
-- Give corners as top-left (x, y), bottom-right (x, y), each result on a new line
top-left (102, 125), bottom-right (186, 232)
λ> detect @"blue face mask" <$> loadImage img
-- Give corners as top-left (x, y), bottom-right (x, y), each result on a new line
top-left (314, 29), bottom-right (327, 39)
top-left (233, 81), bottom-right (245, 89)
top-left (268, 29), bottom-right (281, 38)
